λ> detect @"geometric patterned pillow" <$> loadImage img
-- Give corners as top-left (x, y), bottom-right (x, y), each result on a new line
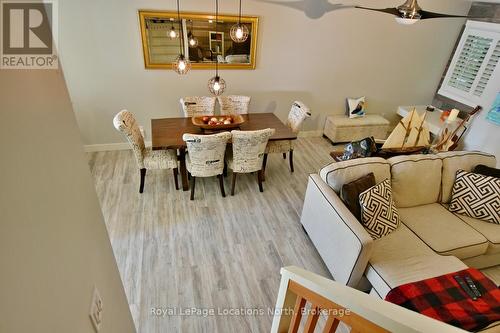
top-left (449, 170), bottom-right (500, 224)
top-left (359, 179), bottom-right (401, 239)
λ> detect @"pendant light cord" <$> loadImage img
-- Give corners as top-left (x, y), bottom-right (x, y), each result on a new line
top-left (177, 0), bottom-right (184, 56)
top-left (238, 0), bottom-right (242, 24)
top-left (215, 0), bottom-right (219, 76)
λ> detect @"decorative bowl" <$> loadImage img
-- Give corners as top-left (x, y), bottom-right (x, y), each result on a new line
top-left (192, 115), bottom-right (245, 130)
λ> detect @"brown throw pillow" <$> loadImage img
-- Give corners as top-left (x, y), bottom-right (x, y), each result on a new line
top-left (473, 164), bottom-right (500, 179)
top-left (341, 173), bottom-right (376, 220)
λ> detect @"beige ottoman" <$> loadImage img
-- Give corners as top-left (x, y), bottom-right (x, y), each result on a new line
top-left (323, 114), bottom-right (390, 144)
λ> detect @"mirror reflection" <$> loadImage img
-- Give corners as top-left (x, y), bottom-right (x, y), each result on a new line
top-left (139, 11), bottom-right (258, 69)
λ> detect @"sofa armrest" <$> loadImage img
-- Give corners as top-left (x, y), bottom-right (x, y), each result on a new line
top-left (300, 174), bottom-right (374, 289)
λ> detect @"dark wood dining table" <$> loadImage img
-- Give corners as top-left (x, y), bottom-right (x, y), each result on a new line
top-left (151, 113), bottom-right (297, 191)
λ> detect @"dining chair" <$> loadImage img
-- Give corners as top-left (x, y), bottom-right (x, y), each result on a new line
top-left (217, 95), bottom-right (251, 115)
top-left (183, 132), bottom-right (232, 200)
top-left (180, 96), bottom-right (216, 117)
top-left (264, 101), bottom-right (311, 173)
top-left (113, 110), bottom-right (179, 193)
top-left (226, 128), bottom-right (275, 195)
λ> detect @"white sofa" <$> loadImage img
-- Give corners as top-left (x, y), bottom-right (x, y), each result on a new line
top-left (300, 151), bottom-right (499, 302)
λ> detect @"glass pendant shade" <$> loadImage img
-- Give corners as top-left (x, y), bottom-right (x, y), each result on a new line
top-left (173, 55), bottom-right (191, 75)
top-left (188, 34), bottom-right (199, 48)
top-left (208, 76), bottom-right (226, 96)
top-left (168, 26), bottom-right (179, 39)
top-left (230, 23), bottom-right (249, 43)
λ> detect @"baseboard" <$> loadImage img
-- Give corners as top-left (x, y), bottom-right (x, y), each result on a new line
top-left (84, 131), bottom-right (322, 152)
top-left (84, 141), bottom-right (152, 152)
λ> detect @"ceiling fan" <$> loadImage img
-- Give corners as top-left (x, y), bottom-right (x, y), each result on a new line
top-left (356, 0), bottom-right (468, 25)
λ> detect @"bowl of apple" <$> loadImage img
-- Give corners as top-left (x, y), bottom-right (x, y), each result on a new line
top-left (192, 114), bottom-right (245, 130)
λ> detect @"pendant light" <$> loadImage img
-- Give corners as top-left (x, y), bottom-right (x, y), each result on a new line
top-left (230, 0), bottom-right (249, 43)
top-left (187, 20), bottom-right (199, 48)
top-left (208, 0), bottom-right (226, 95)
top-left (168, 18), bottom-right (179, 39)
top-left (173, 0), bottom-right (191, 75)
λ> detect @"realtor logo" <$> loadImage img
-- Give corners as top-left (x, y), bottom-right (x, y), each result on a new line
top-left (1, 0), bottom-right (58, 69)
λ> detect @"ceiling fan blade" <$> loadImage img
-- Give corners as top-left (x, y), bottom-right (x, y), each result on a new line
top-left (355, 6), bottom-right (400, 17)
top-left (420, 10), bottom-right (468, 19)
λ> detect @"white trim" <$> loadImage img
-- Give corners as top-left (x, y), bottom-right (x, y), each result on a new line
top-left (84, 141), bottom-right (152, 152)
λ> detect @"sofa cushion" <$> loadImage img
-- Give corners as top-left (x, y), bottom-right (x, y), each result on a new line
top-left (452, 212), bottom-right (500, 255)
top-left (438, 151), bottom-right (496, 203)
top-left (366, 255), bottom-right (467, 298)
top-left (359, 179), bottom-right (401, 239)
top-left (370, 223), bottom-right (434, 262)
top-left (449, 170), bottom-right (500, 224)
top-left (388, 154), bottom-right (442, 208)
top-left (399, 203), bottom-right (489, 259)
top-left (319, 157), bottom-right (390, 193)
top-left (367, 223), bottom-right (468, 298)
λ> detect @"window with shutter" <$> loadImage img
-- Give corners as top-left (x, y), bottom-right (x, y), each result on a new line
top-left (438, 21), bottom-right (500, 107)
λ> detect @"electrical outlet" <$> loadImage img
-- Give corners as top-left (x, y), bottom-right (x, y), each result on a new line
top-left (89, 286), bottom-right (103, 332)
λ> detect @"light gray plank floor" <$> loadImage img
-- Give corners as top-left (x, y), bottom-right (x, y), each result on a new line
top-left (87, 137), bottom-right (342, 333)
top-left (87, 138), bottom-right (500, 333)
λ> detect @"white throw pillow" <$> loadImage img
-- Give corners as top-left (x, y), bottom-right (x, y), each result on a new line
top-left (347, 96), bottom-right (366, 118)
top-left (449, 170), bottom-right (500, 224)
top-left (359, 179), bottom-right (401, 239)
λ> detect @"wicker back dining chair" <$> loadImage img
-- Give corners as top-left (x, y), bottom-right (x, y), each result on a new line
top-left (226, 128), bottom-right (275, 195)
top-left (217, 95), bottom-right (251, 115)
top-left (265, 101), bottom-right (311, 173)
top-left (183, 132), bottom-right (232, 200)
top-left (113, 110), bottom-right (179, 193)
top-left (180, 96), bottom-right (216, 117)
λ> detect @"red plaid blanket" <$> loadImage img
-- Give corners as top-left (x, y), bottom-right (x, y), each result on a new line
top-left (385, 268), bottom-right (500, 332)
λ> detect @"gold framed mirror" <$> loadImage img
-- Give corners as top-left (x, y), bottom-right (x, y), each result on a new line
top-left (139, 10), bottom-right (259, 70)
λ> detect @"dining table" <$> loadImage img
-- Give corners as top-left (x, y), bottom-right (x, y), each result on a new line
top-left (151, 113), bottom-right (297, 191)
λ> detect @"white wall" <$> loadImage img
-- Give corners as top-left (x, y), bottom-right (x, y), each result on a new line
top-left (463, 90), bottom-right (500, 164)
top-left (59, 0), bottom-right (471, 146)
top-left (0, 68), bottom-right (135, 332)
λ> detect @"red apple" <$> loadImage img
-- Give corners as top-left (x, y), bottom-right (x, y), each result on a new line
top-left (208, 120), bottom-right (216, 126)
top-left (202, 116), bottom-right (209, 123)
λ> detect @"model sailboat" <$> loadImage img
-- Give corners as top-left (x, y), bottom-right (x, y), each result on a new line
top-left (382, 108), bottom-right (430, 153)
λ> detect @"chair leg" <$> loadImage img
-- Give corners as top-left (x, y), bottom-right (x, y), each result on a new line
top-left (190, 176), bottom-right (196, 200)
top-left (283, 153), bottom-right (287, 159)
top-left (218, 174), bottom-right (226, 197)
top-left (139, 168), bottom-right (146, 193)
top-left (231, 173), bottom-right (237, 196)
top-left (173, 168), bottom-right (179, 190)
top-left (262, 153), bottom-right (268, 181)
top-left (289, 150), bottom-right (294, 173)
top-left (223, 162), bottom-right (228, 177)
top-left (258, 170), bottom-right (264, 193)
